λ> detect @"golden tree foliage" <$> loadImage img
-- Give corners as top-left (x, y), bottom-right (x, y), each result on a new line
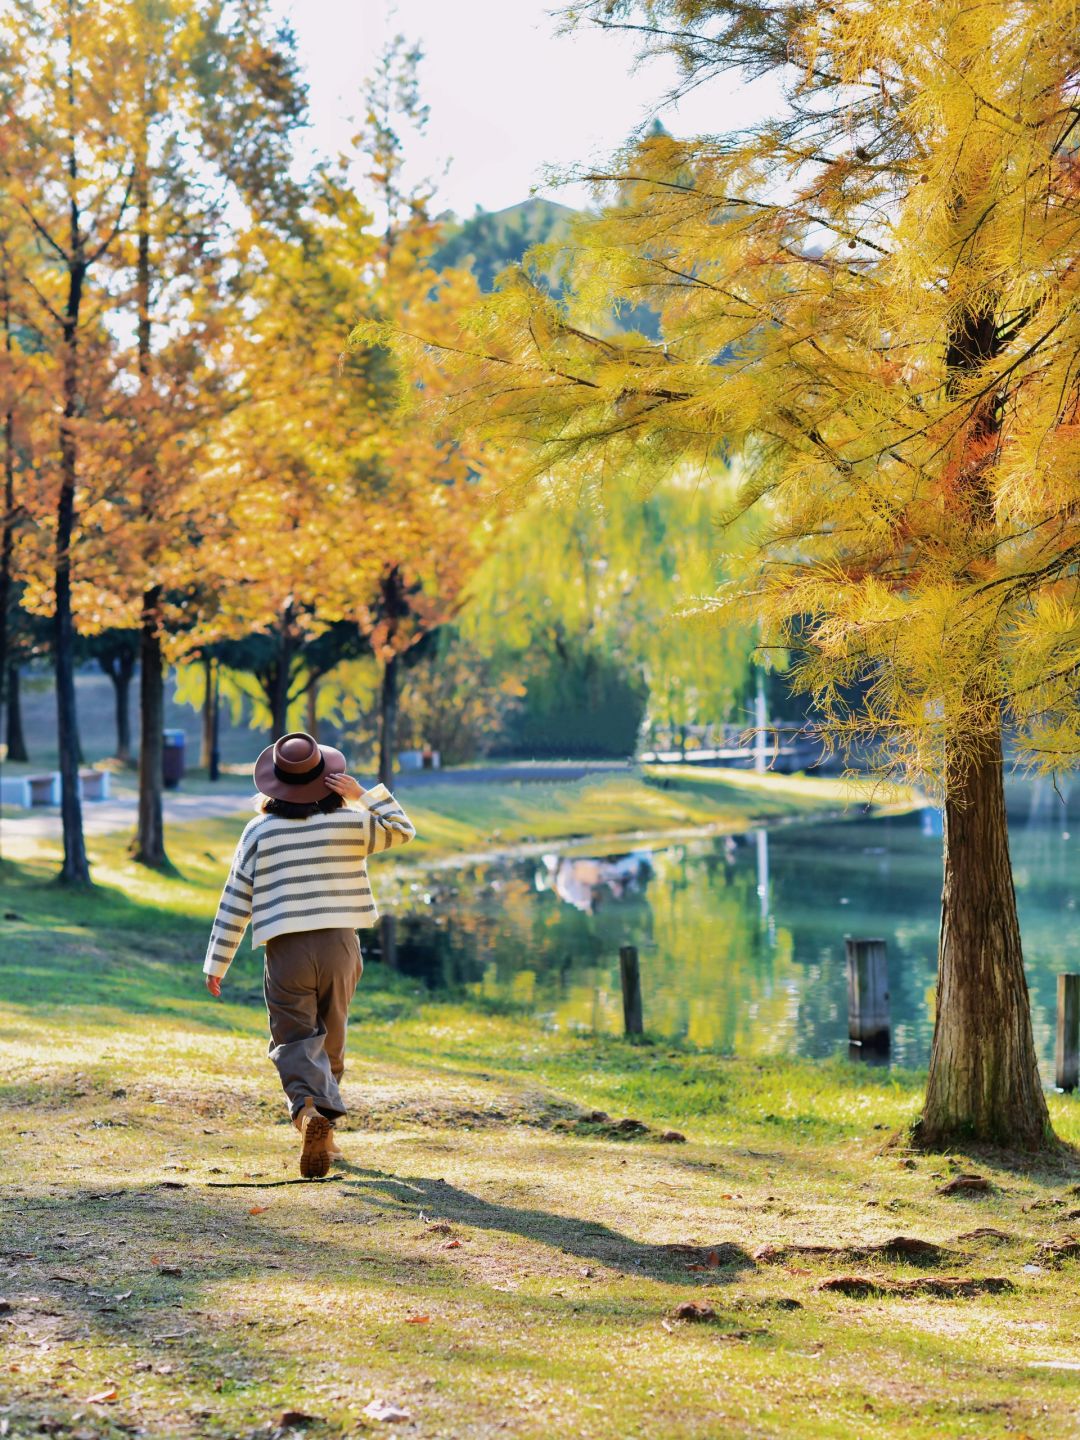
top-left (375, 0), bottom-right (1077, 1147)
top-left (392, 0), bottom-right (1080, 791)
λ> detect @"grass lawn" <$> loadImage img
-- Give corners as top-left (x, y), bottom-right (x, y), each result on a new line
top-left (4, 762), bottom-right (918, 869)
top-left (3, 774), bottom-right (1079, 1439)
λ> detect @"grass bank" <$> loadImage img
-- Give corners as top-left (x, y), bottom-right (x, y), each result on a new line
top-left (4, 763), bottom-right (916, 867)
top-left (2, 769), bottom-right (1080, 1438)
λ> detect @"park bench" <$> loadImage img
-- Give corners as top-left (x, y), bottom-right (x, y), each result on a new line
top-left (0, 769), bottom-right (110, 808)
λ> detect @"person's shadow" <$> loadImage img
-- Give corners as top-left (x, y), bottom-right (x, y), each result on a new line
top-left (336, 1165), bottom-right (754, 1283)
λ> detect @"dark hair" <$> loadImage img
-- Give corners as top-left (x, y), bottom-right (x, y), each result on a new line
top-left (259, 792), bottom-right (345, 819)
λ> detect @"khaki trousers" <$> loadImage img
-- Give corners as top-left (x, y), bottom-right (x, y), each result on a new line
top-left (263, 927), bottom-right (363, 1121)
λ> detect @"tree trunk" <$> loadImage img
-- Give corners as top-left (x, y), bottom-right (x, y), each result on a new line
top-left (306, 677), bottom-right (319, 741)
top-left (0, 259), bottom-right (16, 720)
top-left (269, 661), bottom-right (288, 739)
top-left (268, 602), bottom-right (295, 738)
top-left (208, 657), bottom-right (220, 782)
top-left (915, 723), bottom-right (1052, 1149)
top-left (129, 135), bottom-right (167, 868)
top-left (5, 661), bottom-right (27, 762)
top-left (55, 271), bottom-right (89, 883)
top-left (99, 644), bottom-right (136, 764)
top-left (112, 660), bottom-right (133, 764)
top-left (379, 652), bottom-right (399, 790)
top-left (55, 443), bottom-right (88, 883)
top-left (130, 584), bottom-right (168, 868)
top-left (200, 651), bottom-right (213, 768)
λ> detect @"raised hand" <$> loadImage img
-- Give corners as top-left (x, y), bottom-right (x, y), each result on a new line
top-left (325, 772), bottom-right (365, 803)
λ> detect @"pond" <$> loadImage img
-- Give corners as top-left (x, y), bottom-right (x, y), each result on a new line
top-left (380, 779), bottom-right (1080, 1075)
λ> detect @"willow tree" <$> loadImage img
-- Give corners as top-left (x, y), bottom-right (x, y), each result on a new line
top-left (385, 0), bottom-right (1080, 1147)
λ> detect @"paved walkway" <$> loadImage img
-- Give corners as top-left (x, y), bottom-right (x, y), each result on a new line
top-left (0, 761), bottom-right (632, 844)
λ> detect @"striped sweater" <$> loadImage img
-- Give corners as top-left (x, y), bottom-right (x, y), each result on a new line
top-left (203, 784), bottom-right (415, 980)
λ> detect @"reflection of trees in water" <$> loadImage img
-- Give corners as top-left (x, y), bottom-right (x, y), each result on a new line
top-left (388, 808), bottom-right (1078, 1068)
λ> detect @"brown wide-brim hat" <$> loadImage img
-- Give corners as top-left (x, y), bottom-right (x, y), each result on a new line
top-left (253, 731), bottom-right (346, 803)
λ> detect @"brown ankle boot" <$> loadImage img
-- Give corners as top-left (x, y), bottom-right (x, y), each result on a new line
top-left (295, 1099), bottom-right (333, 1179)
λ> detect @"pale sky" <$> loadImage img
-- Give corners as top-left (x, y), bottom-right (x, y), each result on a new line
top-left (270, 0), bottom-right (785, 217)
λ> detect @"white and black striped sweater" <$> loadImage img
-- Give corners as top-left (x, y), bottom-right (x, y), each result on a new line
top-left (202, 784), bottom-right (416, 980)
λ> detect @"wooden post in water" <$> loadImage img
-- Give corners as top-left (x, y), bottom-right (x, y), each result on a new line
top-left (380, 912), bottom-right (398, 971)
top-left (1056, 974), bottom-right (1080, 1092)
top-left (846, 937), bottom-right (890, 1055)
top-left (619, 944), bottom-right (643, 1037)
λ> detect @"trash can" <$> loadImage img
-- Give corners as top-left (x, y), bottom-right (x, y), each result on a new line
top-left (162, 728), bottom-right (186, 789)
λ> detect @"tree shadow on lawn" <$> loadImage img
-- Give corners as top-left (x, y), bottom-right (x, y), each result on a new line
top-left (2, 1174), bottom-right (746, 1433)
top-left (336, 1165), bottom-right (755, 1283)
top-left (2, 1180), bottom-right (450, 1437)
top-left (1, 1179), bottom-right (1066, 1440)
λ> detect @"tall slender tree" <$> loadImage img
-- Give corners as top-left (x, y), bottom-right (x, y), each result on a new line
top-left (0, 0), bottom-right (138, 883)
top-left (350, 35), bottom-right (491, 787)
top-left (118, 0), bottom-right (306, 867)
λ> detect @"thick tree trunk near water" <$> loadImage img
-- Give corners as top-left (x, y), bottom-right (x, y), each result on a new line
top-left (5, 661), bottom-right (27, 762)
top-left (378, 653), bottom-right (399, 790)
top-left (131, 585), bottom-right (168, 868)
top-left (915, 727), bottom-right (1051, 1149)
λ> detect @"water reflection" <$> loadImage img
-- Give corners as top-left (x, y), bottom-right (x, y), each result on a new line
top-left (380, 783), bottom-right (1079, 1075)
top-left (537, 851), bottom-right (654, 913)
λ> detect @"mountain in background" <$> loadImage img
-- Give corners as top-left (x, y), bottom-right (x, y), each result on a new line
top-left (434, 195), bottom-right (659, 340)
top-left (433, 196), bottom-right (576, 294)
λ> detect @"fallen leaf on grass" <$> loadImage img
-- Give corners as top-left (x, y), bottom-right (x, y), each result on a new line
top-left (405, 1314), bottom-right (430, 1324)
top-left (248, 1205), bottom-right (270, 1216)
top-left (937, 1174), bottom-right (991, 1196)
top-left (362, 1399), bottom-right (411, 1423)
top-left (86, 1387), bottom-right (118, 1404)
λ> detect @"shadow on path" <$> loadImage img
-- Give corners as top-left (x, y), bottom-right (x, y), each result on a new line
top-left (336, 1164), bottom-right (754, 1282)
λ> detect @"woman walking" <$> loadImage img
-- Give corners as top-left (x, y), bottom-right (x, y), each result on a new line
top-left (202, 732), bottom-right (415, 1177)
